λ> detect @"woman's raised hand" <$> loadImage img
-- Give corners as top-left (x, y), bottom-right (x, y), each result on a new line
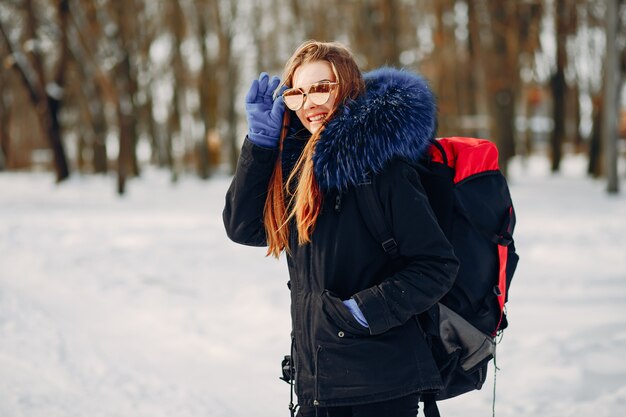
top-left (245, 73), bottom-right (286, 148)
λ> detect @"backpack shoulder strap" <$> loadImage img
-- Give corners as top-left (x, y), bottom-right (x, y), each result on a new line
top-left (355, 177), bottom-right (400, 260)
top-left (356, 168), bottom-right (444, 417)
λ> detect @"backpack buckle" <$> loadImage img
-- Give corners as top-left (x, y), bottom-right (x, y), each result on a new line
top-left (497, 233), bottom-right (513, 246)
top-left (381, 238), bottom-right (398, 254)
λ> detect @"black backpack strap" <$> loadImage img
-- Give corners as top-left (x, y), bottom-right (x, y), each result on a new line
top-left (355, 140), bottom-right (443, 259)
top-left (423, 396), bottom-right (441, 417)
top-left (357, 173), bottom-right (445, 417)
top-left (355, 177), bottom-right (401, 260)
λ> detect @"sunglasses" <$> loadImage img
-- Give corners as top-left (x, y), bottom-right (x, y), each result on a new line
top-left (282, 81), bottom-right (339, 111)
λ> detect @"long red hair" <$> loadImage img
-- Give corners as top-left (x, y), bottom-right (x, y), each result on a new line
top-left (264, 41), bottom-right (365, 257)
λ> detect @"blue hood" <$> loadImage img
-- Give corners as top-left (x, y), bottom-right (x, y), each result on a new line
top-left (313, 67), bottom-right (437, 191)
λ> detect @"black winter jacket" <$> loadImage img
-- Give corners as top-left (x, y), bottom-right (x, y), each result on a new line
top-left (223, 68), bottom-right (459, 407)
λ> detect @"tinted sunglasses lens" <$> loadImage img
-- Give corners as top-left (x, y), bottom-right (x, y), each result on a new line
top-left (283, 91), bottom-right (304, 110)
top-left (309, 83), bottom-right (332, 105)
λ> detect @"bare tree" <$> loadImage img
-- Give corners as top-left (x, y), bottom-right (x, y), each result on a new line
top-left (195, 0), bottom-right (219, 178)
top-left (0, 0), bottom-right (71, 181)
top-left (603, 0), bottom-right (620, 193)
top-left (465, 0), bottom-right (518, 174)
top-left (432, 0), bottom-right (460, 136)
top-left (585, 1), bottom-right (611, 177)
top-left (550, 0), bottom-right (572, 172)
top-left (210, 0), bottom-right (240, 173)
top-left (68, 0), bottom-right (116, 174)
top-left (0, 41), bottom-right (10, 170)
top-left (108, 0), bottom-right (141, 194)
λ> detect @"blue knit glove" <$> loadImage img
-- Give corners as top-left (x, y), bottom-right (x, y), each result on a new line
top-left (245, 72), bottom-right (286, 148)
top-left (343, 298), bottom-right (369, 328)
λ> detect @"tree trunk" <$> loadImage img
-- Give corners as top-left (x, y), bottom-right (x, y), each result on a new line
top-left (467, 1), bottom-right (490, 139)
top-left (378, 0), bottom-right (400, 66)
top-left (0, 71), bottom-right (8, 170)
top-left (116, 87), bottom-right (132, 193)
top-left (112, 0), bottom-right (140, 194)
top-left (46, 95), bottom-right (70, 180)
top-left (74, 67), bottom-right (108, 174)
top-left (197, 2), bottom-right (218, 176)
top-left (550, 0), bottom-right (568, 172)
top-left (69, 0), bottom-right (110, 174)
top-left (212, 0), bottom-right (240, 174)
top-left (491, 89), bottom-right (516, 177)
top-left (482, 0), bottom-right (520, 176)
top-left (550, 69), bottom-right (566, 171)
top-left (434, 0), bottom-right (459, 136)
top-left (38, 0), bottom-right (71, 181)
top-left (603, 0), bottom-right (619, 193)
top-left (115, 58), bottom-right (138, 194)
top-left (92, 114), bottom-right (108, 174)
top-left (226, 59), bottom-right (239, 174)
top-left (168, 0), bottom-right (189, 182)
top-left (587, 96), bottom-right (603, 177)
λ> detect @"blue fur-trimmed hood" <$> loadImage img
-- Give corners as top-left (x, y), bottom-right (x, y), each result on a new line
top-left (313, 67), bottom-right (437, 191)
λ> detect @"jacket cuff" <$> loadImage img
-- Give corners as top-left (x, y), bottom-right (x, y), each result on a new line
top-left (247, 132), bottom-right (279, 149)
top-left (240, 136), bottom-right (280, 165)
top-left (353, 288), bottom-right (391, 336)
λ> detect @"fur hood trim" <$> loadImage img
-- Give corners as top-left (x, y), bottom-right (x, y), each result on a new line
top-left (313, 67), bottom-right (436, 191)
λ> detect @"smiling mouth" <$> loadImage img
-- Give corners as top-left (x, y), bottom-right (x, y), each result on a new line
top-left (307, 113), bottom-right (327, 123)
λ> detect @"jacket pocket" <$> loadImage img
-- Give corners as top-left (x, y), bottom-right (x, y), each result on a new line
top-left (320, 290), bottom-right (371, 337)
top-left (314, 320), bottom-right (441, 402)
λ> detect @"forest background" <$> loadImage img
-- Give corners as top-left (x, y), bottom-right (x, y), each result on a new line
top-left (0, 0), bottom-right (625, 194)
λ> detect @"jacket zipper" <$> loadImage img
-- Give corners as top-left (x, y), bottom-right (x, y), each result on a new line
top-left (289, 229), bottom-right (304, 400)
top-left (313, 345), bottom-right (322, 408)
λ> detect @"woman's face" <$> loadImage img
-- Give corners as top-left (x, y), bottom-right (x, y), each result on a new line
top-left (291, 61), bottom-right (338, 134)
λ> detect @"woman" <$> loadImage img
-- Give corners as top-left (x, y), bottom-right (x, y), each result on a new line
top-left (223, 40), bottom-right (459, 417)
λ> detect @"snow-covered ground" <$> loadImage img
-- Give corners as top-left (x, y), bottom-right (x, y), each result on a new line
top-left (1, 155), bottom-right (625, 417)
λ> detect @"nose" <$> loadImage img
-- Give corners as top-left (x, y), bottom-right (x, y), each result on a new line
top-left (302, 94), bottom-right (316, 110)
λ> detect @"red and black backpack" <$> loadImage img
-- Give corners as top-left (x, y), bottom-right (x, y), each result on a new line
top-left (356, 137), bottom-right (519, 417)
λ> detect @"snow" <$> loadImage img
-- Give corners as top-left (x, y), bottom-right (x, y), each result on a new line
top-left (1, 155), bottom-right (625, 417)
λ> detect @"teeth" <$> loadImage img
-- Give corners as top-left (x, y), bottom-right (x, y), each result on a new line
top-left (308, 114), bottom-right (326, 122)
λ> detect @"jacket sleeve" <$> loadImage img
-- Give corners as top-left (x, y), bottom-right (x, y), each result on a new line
top-left (352, 162), bottom-right (459, 335)
top-left (223, 137), bottom-right (279, 246)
